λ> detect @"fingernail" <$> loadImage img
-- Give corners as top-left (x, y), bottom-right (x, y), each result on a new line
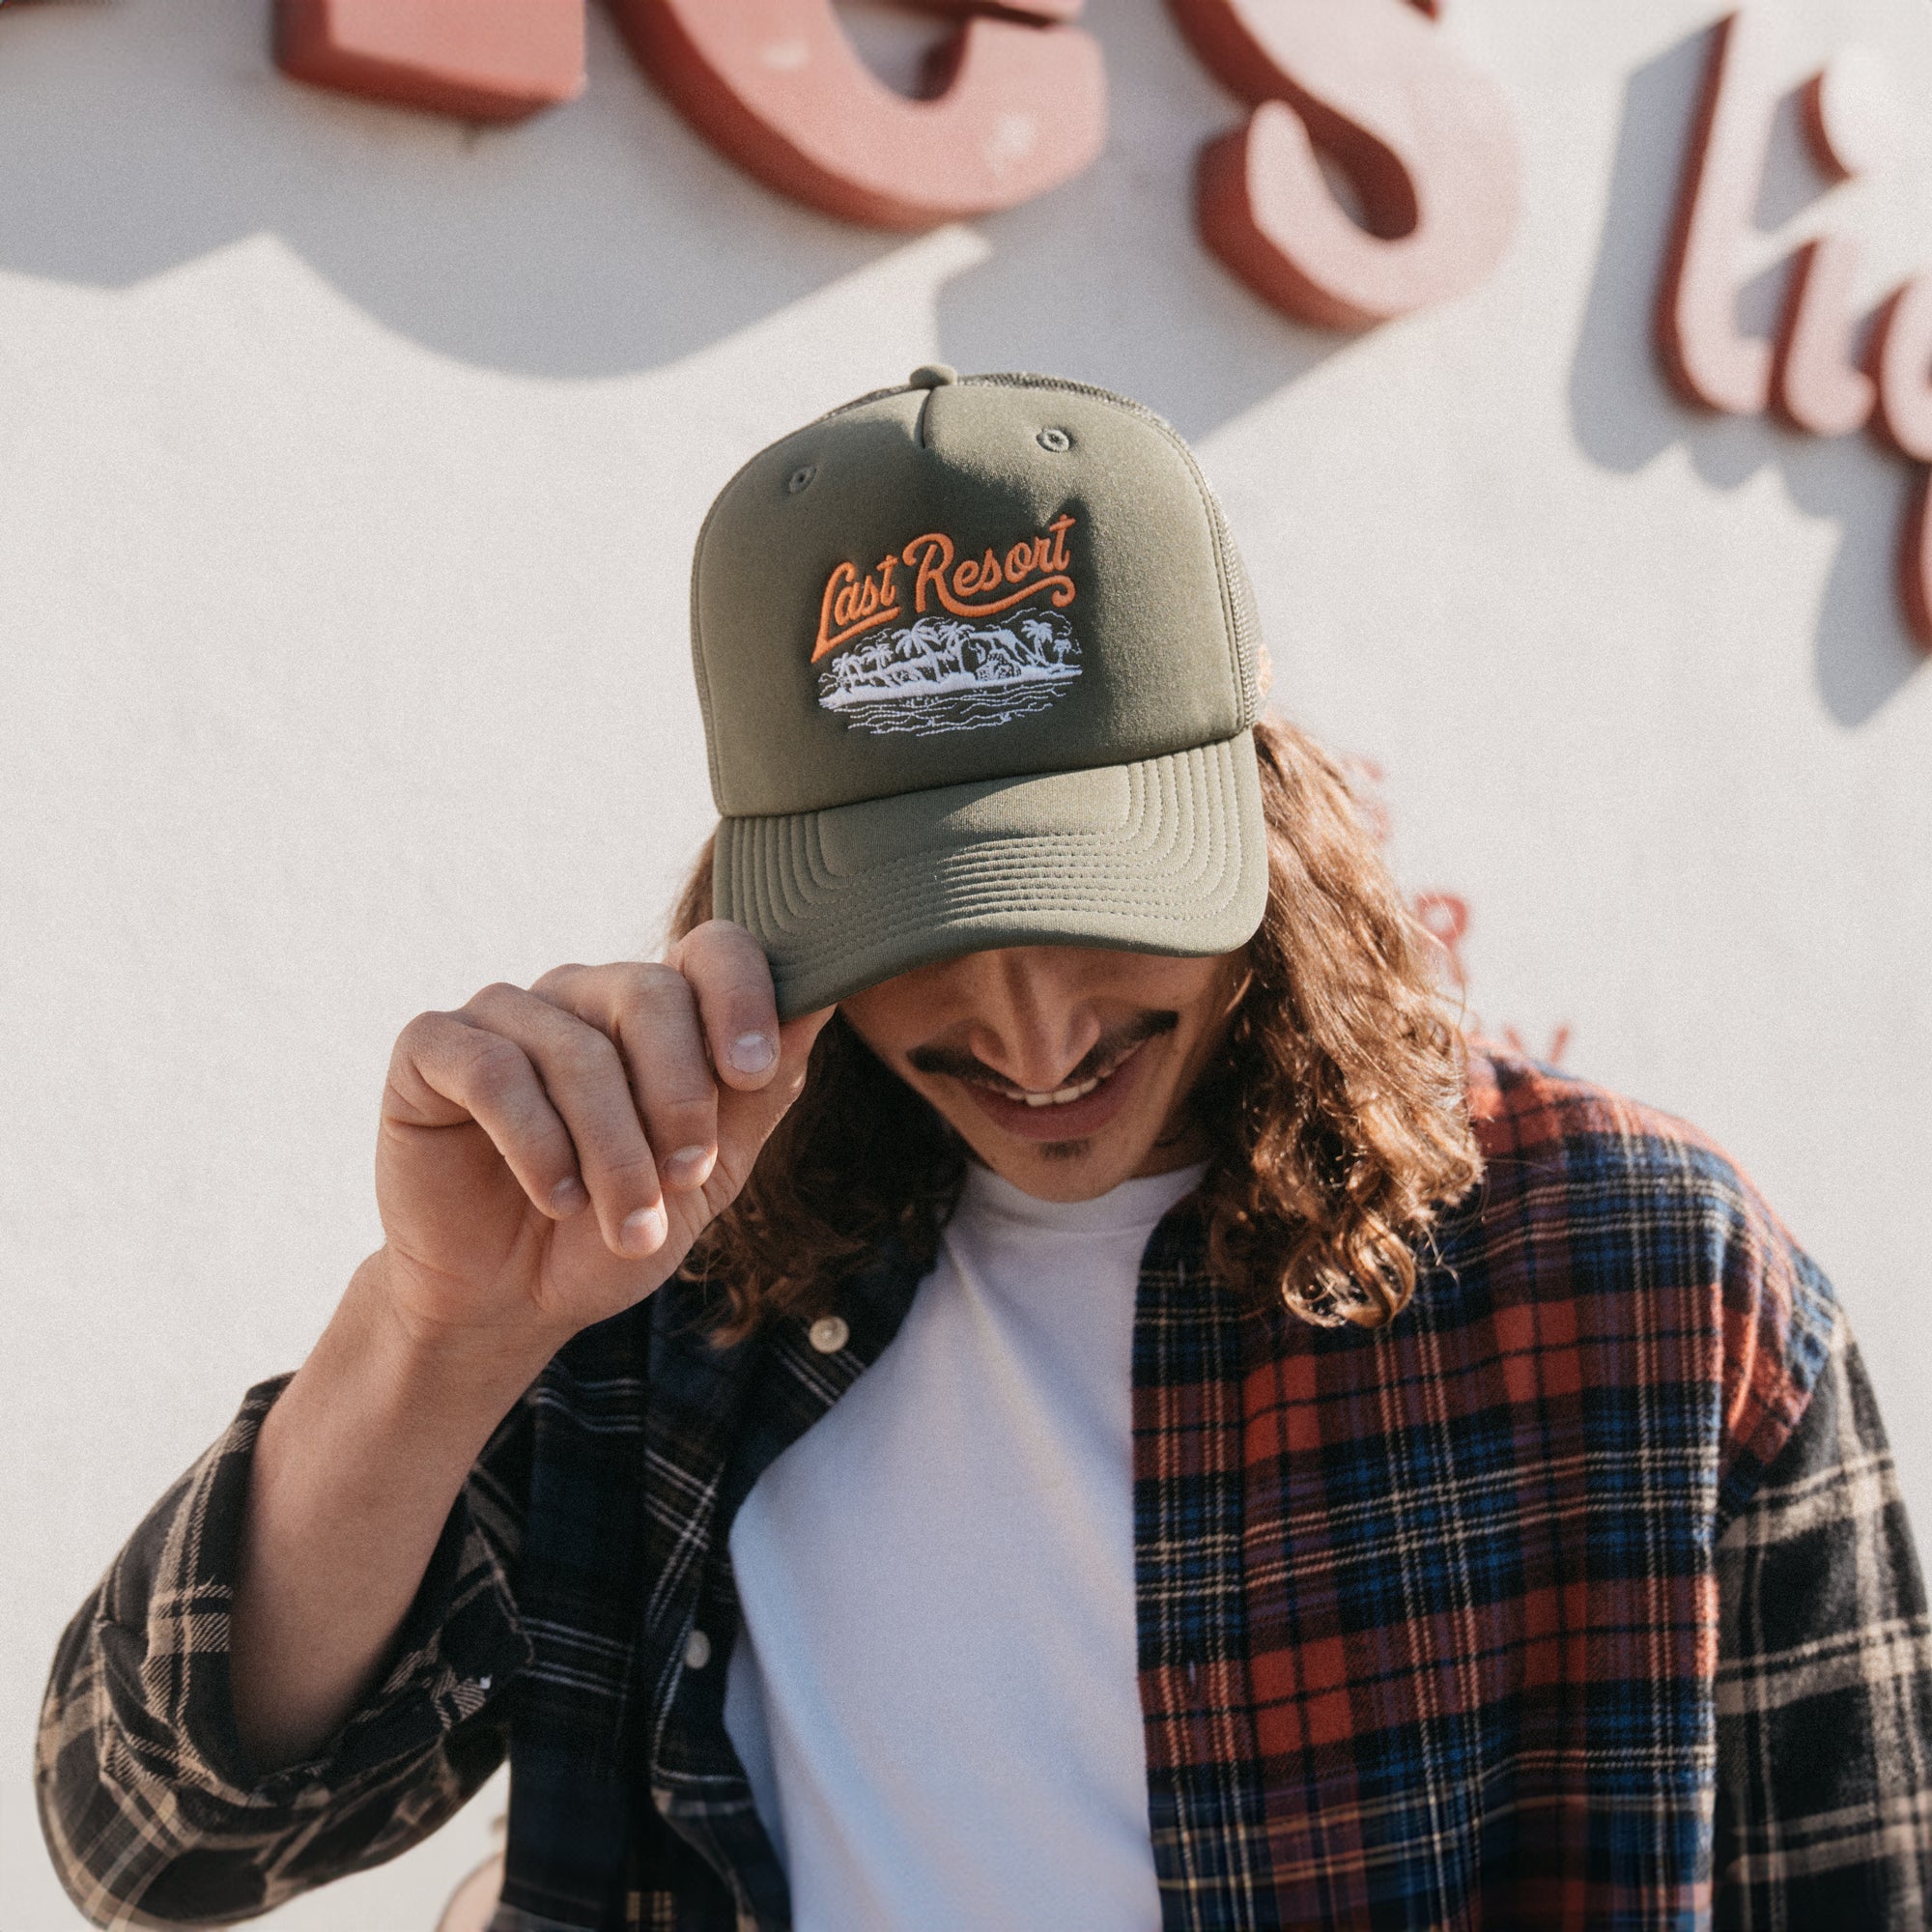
top-left (551, 1176), bottom-right (589, 1216)
top-left (620, 1205), bottom-right (668, 1256)
top-left (664, 1145), bottom-right (716, 1189)
top-left (729, 1033), bottom-right (776, 1074)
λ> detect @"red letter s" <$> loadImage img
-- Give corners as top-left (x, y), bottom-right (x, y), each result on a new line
top-left (1174, 0), bottom-right (1521, 328)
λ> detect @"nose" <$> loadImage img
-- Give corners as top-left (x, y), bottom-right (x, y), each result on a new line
top-left (956, 949), bottom-right (1102, 1093)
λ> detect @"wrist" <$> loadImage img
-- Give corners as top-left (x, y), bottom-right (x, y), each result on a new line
top-left (344, 1250), bottom-right (566, 1427)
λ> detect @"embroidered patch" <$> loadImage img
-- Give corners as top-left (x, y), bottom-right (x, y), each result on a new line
top-left (812, 514), bottom-right (1083, 738)
top-left (817, 609), bottom-right (1081, 738)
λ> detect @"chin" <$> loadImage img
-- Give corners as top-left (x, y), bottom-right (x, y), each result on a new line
top-left (967, 1122), bottom-right (1156, 1202)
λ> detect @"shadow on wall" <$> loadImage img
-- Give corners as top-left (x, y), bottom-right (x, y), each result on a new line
top-left (0, 0), bottom-right (1331, 440)
top-left (927, 5), bottom-right (1338, 435)
top-left (1568, 27), bottom-right (1926, 727)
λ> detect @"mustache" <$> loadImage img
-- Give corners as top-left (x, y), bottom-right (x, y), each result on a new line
top-left (905, 1009), bottom-right (1179, 1089)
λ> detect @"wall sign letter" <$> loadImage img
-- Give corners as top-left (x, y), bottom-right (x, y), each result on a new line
top-left (1775, 235), bottom-right (1875, 438)
top-left (1172, 0), bottom-right (1521, 329)
top-left (275, 0), bottom-right (585, 122)
top-left (1664, 20), bottom-right (1896, 428)
top-left (1871, 276), bottom-right (1932, 463)
top-left (1777, 51), bottom-right (1895, 437)
top-left (1873, 278), bottom-right (1932, 646)
top-left (1655, 13), bottom-right (1929, 651)
top-left (1658, 10), bottom-right (1779, 413)
top-left (606, 0), bottom-right (1106, 230)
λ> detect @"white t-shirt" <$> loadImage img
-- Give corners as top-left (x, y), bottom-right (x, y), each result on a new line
top-left (722, 1159), bottom-right (1206, 1932)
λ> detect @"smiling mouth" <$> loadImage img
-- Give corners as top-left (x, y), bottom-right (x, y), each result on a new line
top-left (905, 1010), bottom-right (1179, 1148)
top-left (955, 1038), bottom-right (1146, 1109)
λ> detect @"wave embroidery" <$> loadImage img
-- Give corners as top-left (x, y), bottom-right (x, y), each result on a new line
top-left (816, 610), bottom-right (1082, 738)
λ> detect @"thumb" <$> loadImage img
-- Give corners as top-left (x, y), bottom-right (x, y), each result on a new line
top-left (713, 1004), bottom-right (836, 1183)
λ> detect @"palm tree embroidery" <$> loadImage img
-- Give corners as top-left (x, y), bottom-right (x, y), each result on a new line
top-left (818, 609), bottom-right (1081, 733)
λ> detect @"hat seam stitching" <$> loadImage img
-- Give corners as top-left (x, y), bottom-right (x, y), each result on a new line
top-left (747, 748), bottom-right (1249, 941)
top-left (786, 750), bottom-right (1221, 906)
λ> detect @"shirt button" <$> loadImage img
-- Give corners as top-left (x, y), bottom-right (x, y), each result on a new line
top-left (684, 1629), bottom-right (712, 1671)
top-left (809, 1314), bottom-right (850, 1354)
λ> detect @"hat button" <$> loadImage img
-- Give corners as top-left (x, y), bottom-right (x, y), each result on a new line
top-left (907, 363), bottom-right (958, 389)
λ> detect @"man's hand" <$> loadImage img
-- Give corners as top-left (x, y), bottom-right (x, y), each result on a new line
top-left (375, 921), bottom-right (830, 1355)
top-left (232, 922), bottom-right (825, 1775)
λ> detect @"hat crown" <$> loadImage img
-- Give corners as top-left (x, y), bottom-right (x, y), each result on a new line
top-left (691, 373), bottom-right (1263, 819)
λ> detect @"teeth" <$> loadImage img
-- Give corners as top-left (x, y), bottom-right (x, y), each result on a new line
top-left (1018, 1075), bottom-right (1101, 1108)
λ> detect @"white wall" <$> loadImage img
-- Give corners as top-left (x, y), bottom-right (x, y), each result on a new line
top-left (4, 1), bottom-right (1927, 1924)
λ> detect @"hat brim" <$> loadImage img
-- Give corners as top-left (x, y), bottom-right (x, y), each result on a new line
top-left (715, 734), bottom-right (1268, 1020)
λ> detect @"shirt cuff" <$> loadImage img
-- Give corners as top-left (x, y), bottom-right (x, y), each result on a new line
top-left (99, 1374), bottom-right (530, 1806)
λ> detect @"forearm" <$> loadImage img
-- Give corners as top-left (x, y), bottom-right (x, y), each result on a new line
top-left (230, 1250), bottom-right (557, 1772)
top-left (40, 1362), bottom-right (530, 1926)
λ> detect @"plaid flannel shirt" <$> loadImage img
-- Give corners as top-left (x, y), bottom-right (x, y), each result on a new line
top-left (38, 1053), bottom-right (1932, 1929)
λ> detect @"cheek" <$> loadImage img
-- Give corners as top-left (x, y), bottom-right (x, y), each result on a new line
top-left (1121, 965), bottom-right (1240, 1055)
top-left (836, 987), bottom-right (923, 1072)
top-left (1159, 978), bottom-right (1243, 1088)
top-left (1113, 951), bottom-right (1240, 1009)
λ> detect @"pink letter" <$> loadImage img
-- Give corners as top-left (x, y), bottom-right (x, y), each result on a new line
top-left (1174, 0), bottom-right (1521, 329)
top-left (275, 0), bottom-right (585, 121)
top-left (609, 0), bottom-right (1106, 231)
top-left (1870, 274), bottom-right (1932, 464)
top-left (1774, 236), bottom-right (1875, 438)
top-left (1897, 469), bottom-right (1932, 652)
top-left (1658, 10), bottom-right (1779, 414)
top-left (1771, 46), bottom-right (1903, 437)
top-left (1874, 279), bottom-right (1932, 652)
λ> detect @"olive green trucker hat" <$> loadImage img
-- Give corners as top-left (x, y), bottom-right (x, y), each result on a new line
top-left (692, 367), bottom-right (1269, 1019)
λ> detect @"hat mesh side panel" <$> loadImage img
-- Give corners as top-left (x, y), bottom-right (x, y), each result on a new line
top-left (971, 373), bottom-right (1263, 725)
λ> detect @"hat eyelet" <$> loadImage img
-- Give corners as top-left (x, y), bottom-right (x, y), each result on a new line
top-left (787, 465), bottom-right (818, 496)
top-left (1037, 427), bottom-right (1071, 453)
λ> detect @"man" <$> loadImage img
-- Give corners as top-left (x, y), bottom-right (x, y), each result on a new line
top-left (38, 369), bottom-right (1932, 1929)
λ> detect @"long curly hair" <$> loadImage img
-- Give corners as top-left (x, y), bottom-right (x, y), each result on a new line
top-left (671, 716), bottom-right (1481, 1339)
